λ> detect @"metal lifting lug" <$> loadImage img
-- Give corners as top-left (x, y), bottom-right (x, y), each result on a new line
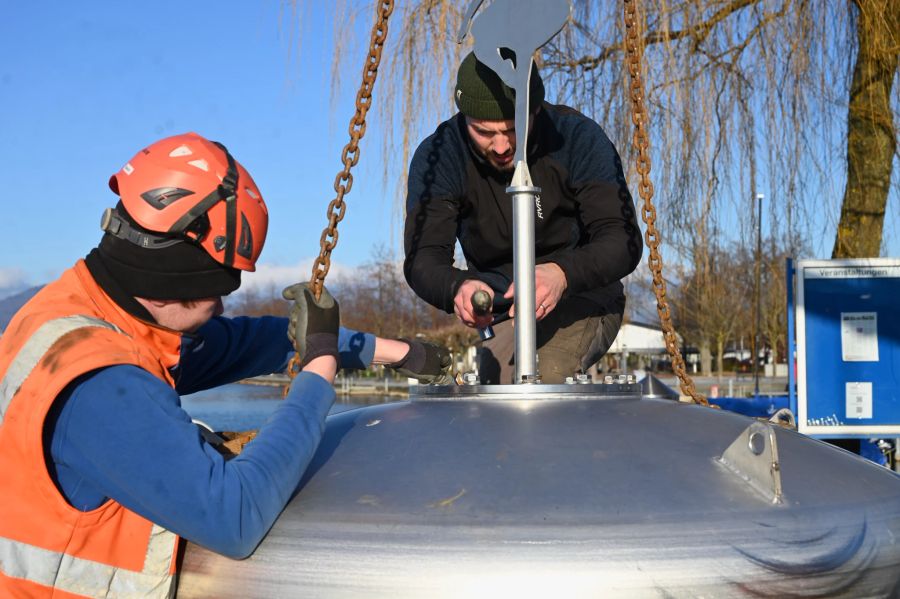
top-left (717, 421), bottom-right (784, 505)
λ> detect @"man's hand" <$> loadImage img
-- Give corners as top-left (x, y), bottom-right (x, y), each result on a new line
top-left (387, 339), bottom-right (454, 384)
top-left (453, 279), bottom-right (494, 328)
top-left (503, 262), bottom-right (567, 321)
top-left (282, 283), bottom-right (340, 368)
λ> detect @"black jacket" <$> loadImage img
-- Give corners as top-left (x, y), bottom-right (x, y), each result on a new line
top-left (404, 103), bottom-right (643, 315)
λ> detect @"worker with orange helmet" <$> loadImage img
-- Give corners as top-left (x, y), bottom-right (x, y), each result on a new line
top-left (0, 132), bottom-right (450, 597)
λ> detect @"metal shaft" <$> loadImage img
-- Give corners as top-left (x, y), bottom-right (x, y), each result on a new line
top-left (509, 166), bottom-right (540, 383)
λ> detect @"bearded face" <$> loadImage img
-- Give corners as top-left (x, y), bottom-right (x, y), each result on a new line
top-left (465, 117), bottom-right (518, 172)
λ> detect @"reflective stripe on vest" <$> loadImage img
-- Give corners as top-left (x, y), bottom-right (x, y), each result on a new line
top-left (0, 315), bottom-right (122, 424)
top-left (0, 314), bottom-right (178, 597)
top-left (0, 524), bottom-right (177, 598)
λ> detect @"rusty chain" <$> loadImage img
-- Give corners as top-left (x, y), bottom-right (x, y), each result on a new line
top-left (623, 0), bottom-right (707, 406)
top-left (286, 0), bottom-right (395, 382)
top-left (310, 0), bottom-right (394, 300)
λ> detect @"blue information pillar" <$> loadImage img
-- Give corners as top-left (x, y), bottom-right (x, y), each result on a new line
top-left (795, 258), bottom-right (900, 438)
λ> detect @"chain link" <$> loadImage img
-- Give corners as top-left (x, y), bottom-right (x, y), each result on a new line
top-left (623, 0), bottom-right (708, 406)
top-left (287, 0), bottom-right (395, 382)
top-left (309, 0), bottom-right (394, 301)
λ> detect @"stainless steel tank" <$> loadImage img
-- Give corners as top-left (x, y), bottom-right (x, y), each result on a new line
top-left (178, 383), bottom-right (900, 597)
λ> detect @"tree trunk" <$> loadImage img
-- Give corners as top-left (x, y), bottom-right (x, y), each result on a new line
top-left (700, 339), bottom-right (713, 377)
top-left (716, 337), bottom-right (725, 379)
top-left (833, 0), bottom-right (900, 258)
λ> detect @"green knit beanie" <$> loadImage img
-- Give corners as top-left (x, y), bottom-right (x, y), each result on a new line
top-left (454, 52), bottom-right (545, 120)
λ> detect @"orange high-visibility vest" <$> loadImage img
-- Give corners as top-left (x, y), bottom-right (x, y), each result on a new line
top-left (0, 260), bottom-right (183, 598)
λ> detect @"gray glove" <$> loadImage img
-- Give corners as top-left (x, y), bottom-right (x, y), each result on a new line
top-left (282, 283), bottom-right (340, 368)
top-left (387, 339), bottom-right (453, 384)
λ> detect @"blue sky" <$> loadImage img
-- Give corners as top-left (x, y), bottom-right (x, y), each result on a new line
top-left (0, 2), bottom-right (399, 297)
top-left (1, 2), bottom-right (897, 302)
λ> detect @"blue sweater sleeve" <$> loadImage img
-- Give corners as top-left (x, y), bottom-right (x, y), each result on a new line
top-left (177, 316), bottom-right (294, 393)
top-left (178, 317), bottom-right (378, 394)
top-left (47, 365), bottom-right (336, 559)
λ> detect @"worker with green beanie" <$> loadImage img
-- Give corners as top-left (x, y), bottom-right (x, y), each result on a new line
top-left (403, 52), bottom-right (643, 383)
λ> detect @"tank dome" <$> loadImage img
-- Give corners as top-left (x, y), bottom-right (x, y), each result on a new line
top-left (178, 383), bottom-right (900, 597)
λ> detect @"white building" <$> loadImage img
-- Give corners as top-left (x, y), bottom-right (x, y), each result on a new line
top-left (608, 322), bottom-right (677, 355)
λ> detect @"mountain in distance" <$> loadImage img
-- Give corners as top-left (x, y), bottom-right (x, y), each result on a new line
top-left (0, 285), bottom-right (43, 333)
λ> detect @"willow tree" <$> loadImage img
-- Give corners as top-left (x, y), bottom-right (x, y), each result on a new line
top-left (833, 0), bottom-right (899, 258)
top-left (303, 0), bottom-right (898, 263)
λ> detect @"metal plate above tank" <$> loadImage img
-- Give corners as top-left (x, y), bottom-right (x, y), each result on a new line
top-left (178, 385), bottom-right (900, 598)
top-left (413, 381), bottom-right (642, 400)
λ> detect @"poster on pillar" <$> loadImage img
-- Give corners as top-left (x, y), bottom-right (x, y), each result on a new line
top-left (795, 258), bottom-right (900, 437)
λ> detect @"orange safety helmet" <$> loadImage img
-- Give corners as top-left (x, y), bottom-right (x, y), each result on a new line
top-left (105, 132), bottom-right (268, 271)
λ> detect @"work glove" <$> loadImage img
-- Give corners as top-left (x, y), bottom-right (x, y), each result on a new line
top-left (387, 338), bottom-right (453, 384)
top-left (282, 282), bottom-right (340, 368)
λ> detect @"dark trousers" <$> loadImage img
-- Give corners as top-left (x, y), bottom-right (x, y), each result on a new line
top-left (479, 295), bottom-right (625, 384)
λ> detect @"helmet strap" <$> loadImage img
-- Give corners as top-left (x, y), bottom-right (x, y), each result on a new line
top-left (219, 146), bottom-right (239, 268)
top-left (100, 208), bottom-right (183, 249)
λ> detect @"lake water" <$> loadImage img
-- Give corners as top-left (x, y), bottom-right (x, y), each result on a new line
top-left (181, 383), bottom-right (397, 431)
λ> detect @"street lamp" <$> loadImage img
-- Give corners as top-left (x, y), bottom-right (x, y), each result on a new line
top-left (754, 193), bottom-right (764, 399)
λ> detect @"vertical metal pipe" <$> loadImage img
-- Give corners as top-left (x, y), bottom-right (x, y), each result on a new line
top-left (508, 166), bottom-right (540, 383)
